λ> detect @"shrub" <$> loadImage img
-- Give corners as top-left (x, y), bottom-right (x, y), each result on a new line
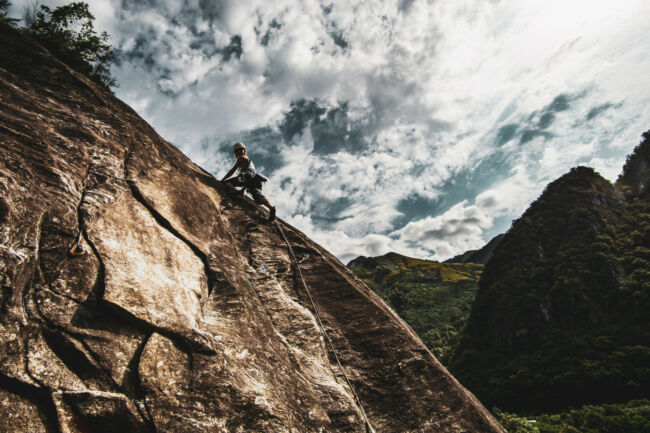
top-left (25, 2), bottom-right (115, 88)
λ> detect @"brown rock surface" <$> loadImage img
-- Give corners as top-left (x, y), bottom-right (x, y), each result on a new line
top-left (0, 22), bottom-right (505, 433)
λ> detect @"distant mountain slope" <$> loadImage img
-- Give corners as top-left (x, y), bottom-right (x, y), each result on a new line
top-left (444, 234), bottom-right (505, 264)
top-left (348, 253), bottom-right (482, 362)
top-left (449, 147), bottom-right (650, 413)
top-left (617, 130), bottom-right (650, 198)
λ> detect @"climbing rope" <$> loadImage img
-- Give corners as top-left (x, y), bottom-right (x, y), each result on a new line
top-left (273, 220), bottom-right (376, 433)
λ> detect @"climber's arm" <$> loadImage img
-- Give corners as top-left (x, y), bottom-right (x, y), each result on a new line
top-left (221, 165), bottom-right (237, 182)
top-left (221, 156), bottom-right (249, 182)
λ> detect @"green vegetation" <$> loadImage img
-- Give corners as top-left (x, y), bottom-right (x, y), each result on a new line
top-left (348, 132), bottom-right (650, 430)
top-left (617, 130), bottom-right (650, 198)
top-left (493, 408), bottom-right (539, 433)
top-left (495, 400), bottom-right (650, 433)
top-left (0, 0), bottom-right (17, 24)
top-left (448, 133), bottom-right (650, 413)
top-left (348, 252), bottom-right (482, 363)
top-left (3, 1), bottom-right (115, 88)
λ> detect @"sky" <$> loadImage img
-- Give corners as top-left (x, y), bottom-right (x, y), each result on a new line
top-left (8, 0), bottom-right (650, 263)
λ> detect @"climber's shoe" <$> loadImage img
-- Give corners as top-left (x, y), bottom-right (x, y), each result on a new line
top-left (267, 206), bottom-right (276, 223)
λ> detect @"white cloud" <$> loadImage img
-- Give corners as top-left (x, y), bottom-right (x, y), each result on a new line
top-left (10, 0), bottom-right (648, 261)
top-left (390, 200), bottom-right (494, 261)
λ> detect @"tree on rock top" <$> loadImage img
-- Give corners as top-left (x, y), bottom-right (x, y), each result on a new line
top-left (0, 0), bottom-right (18, 24)
top-left (25, 1), bottom-right (116, 88)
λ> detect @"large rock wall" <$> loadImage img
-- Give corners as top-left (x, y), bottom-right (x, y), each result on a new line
top-left (0, 23), bottom-right (504, 433)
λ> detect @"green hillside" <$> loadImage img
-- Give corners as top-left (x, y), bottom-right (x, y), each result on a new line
top-left (449, 132), bottom-right (650, 413)
top-left (347, 253), bottom-right (482, 363)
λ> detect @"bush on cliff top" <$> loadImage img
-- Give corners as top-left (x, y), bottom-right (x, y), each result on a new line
top-left (3, 1), bottom-right (115, 88)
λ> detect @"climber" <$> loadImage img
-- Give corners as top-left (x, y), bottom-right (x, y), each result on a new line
top-left (221, 141), bottom-right (276, 223)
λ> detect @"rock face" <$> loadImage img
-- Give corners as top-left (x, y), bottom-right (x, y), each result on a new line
top-left (0, 23), bottom-right (504, 433)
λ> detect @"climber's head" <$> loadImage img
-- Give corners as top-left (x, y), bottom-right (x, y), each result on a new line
top-left (233, 141), bottom-right (246, 156)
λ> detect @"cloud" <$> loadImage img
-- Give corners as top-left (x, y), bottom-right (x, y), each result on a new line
top-left (520, 129), bottom-right (554, 144)
top-left (390, 201), bottom-right (494, 260)
top-left (586, 102), bottom-right (623, 121)
top-left (496, 124), bottom-right (519, 146)
top-left (546, 94), bottom-right (571, 112)
top-left (9, 0), bottom-right (647, 262)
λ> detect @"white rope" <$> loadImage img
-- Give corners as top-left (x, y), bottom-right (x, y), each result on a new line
top-left (274, 221), bottom-right (376, 433)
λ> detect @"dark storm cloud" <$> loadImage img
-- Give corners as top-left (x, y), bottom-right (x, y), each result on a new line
top-left (189, 31), bottom-right (221, 57)
top-left (115, 0), bottom-right (244, 93)
top-left (392, 150), bottom-right (512, 229)
top-left (119, 0), bottom-right (158, 11)
top-left (546, 93), bottom-right (571, 112)
top-left (196, 0), bottom-right (227, 21)
top-left (520, 129), bottom-right (553, 144)
top-left (496, 123), bottom-right (518, 146)
top-left (477, 195), bottom-right (498, 209)
top-left (119, 0), bottom-right (226, 26)
top-left (586, 102), bottom-right (622, 121)
top-left (537, 112), bottom-right (555, 129)
top-left (517, 92), bottom-right (585, 133)
top-left (279, 99), bottom-right (368, 154)
top-left (329, 30), bottom-right (349, 50)
top-left (118, 29), bottom-right (242, 68)
top-left (507, 92), bottom-right (587, 144)
top-left (398, 0), bottom-right (416, 13)
top-left (393, 194), bottom-right (442, 228)
top-left (309, 196), bottom-right (354, 228)
top-left (221, 35), bottom-right (243, 61)
top-left (258, 19), bottom-right (282, 46)
top-left (280, 99), bottom-right (326, 142)
top-left (113, 29), bottom-right (159, 68)
top-left (421, 222), bottom-right (476, 241)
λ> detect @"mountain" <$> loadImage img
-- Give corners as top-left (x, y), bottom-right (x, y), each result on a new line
top-left (617, 130), bottom-right (650, 198)
top-left (444, 234), bottom-right (505, 264)
top-left (0, 22), bottom-right (506, 433)
top-left (449, 151), bottom-right (650, 413)
top-left (347, 253), bottom-right (482, 363)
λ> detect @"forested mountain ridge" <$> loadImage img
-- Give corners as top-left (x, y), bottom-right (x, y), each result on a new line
top-left (617, 130), bottom-right (650, 198)
top-left (347, 253), bottom-right (482, 363)
top-left (449, 132), bottom-right (650, 413)
top-left (444, 234), bottom-right (505, 265)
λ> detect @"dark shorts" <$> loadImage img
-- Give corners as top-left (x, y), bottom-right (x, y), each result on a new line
top-left (225, 176), bottom-right (264, 202)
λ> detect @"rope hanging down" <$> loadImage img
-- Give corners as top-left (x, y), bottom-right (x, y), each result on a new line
top-left (274, 220), bottom-right (376, 433)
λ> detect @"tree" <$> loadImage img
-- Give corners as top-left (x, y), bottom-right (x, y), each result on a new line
top-left (26, 2), bottom-right (116, 88)
top-left (0, 0), bottom-right (19, 25)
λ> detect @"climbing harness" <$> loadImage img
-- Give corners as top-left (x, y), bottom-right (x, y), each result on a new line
top-left (273, 220), bottom-right (376, 433)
